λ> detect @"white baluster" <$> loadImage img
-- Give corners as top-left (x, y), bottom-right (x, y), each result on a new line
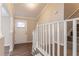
top-left (64, 21), bottom-right (67, 56)
top-left (52, 23), bottom-right (55, 56)
top-left (48, 24), bottom-right (51, 55)
top-left (57, 22), bottom-right (60, 56)
top-left (73, 20), bottom-right (77, 56)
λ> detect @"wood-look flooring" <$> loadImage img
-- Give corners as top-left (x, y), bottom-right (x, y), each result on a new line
top-left (11, 43), bottom-right (32, 56)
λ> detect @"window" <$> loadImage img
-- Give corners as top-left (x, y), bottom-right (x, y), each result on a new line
top-left (16, 22), bottom-right (25, 27)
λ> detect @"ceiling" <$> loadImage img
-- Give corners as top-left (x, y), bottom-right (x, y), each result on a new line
top-left (13, 3), bottom-right (46, 19)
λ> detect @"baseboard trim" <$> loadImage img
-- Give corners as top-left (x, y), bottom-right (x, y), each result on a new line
top-left (14, 41), bottom-right (32, 45)
top-left (26, 41), bottom-right (32, 43)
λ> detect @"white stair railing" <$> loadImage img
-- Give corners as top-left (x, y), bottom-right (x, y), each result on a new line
top-left (32, 18), bottom-right (79, 56)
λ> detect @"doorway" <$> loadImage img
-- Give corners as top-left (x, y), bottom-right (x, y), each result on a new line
top-left (14, 19), bottom-right (27, 44)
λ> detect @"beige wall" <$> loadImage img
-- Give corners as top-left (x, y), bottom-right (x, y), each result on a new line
top-left (27, 19), bottom-right (37, 42)
top-left (37, 3), bottom-right (64, 24)
top-left (14, 18), bottom-right (37, 43)
top-left (36, 4), bottom-right (64, 44)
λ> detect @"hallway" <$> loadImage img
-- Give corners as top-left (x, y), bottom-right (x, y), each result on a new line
top-left (11, 43), bottom-right (32, 56)
top-left (0, 3), bottom-right (79, 56)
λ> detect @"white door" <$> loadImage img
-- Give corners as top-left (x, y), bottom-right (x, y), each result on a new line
top-left (15, 19), bottom-right (27, 44)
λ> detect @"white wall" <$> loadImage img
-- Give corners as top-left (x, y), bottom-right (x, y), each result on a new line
top-left (37, 4), bottom-right (64, 44)
top-left (1, 16), bottom-right (14, 52)
top-left (2, 4), bottom-right (14, 52)
top-left (1, 16), bottom-right (11, 46)
top-left (37, 4), bottom-right (64, 24)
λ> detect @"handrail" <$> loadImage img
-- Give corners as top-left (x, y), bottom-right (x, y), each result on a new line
top-left (34, 18), bottom-right (79, 32)
top-left (36, 18), bottom-right (79, 28)
top-left (65, 18), bottom-right (79, 21)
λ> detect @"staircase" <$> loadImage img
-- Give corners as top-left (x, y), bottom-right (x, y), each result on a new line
top-left (66, 7), bottom-right (79, 50)
top-left (67, 24), bottom-right (79, 48)
top-left (66, 8), bottom-right (79, 19)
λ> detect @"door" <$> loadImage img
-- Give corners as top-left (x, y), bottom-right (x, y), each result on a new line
top-left (15, 19), bottom-right (27, 44)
